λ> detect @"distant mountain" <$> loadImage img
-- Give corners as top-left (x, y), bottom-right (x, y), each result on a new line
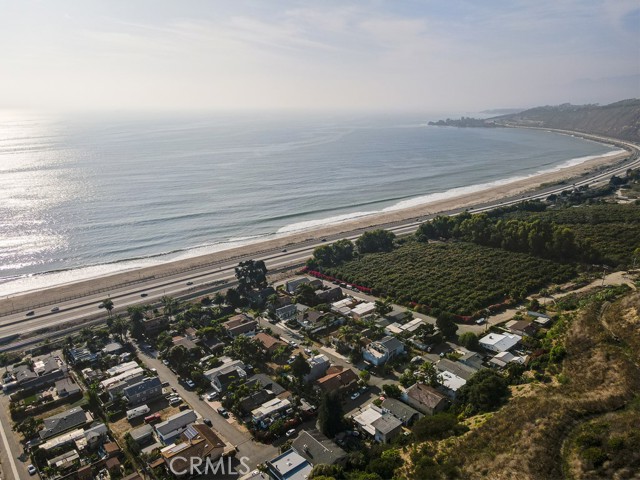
top-left (430, 99), bottom-right (640, 142)
top-left (479, 108), bottom-right (524, 115)
top-left (490, 99), bottom-right (640, 142)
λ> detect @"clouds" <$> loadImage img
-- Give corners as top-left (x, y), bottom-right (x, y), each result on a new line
top-left (0, 0), bottom-right (637, 112)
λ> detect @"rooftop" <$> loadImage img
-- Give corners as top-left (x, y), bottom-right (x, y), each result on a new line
top-left (291, 429), bottom-right (347, 466)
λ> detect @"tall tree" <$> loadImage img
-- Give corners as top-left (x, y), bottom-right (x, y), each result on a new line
top-left (291, 353), bottom-right (311, 383)
top-left (356, 229), bottom-right (396, 254)
top-left (102, 298), bottom-right (114, 317)
top-left (109, 315), bottom-right (129, 344)
top-left (436, 313), bottom-right (458, 339)
top-left (235, 260), bottom-right (268, 293)
top-left (374, 298), bottom-right (393, 316)
top-left (161, 295), bottom-right (180, 317)
top-left (317, 392), bottom-right (345, 437)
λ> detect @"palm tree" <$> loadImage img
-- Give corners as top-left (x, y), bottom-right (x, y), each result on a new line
top-left (102, 298), bottom-right (114, 317)
top-left (109, 315), bottom-right (129, 344)
top-left (161, 296), bottom-right (179, 317)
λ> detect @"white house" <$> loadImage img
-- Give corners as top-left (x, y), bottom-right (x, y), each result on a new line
top-left (362, 336), bottom-right (405, 366)
top-left (479, 333), bottom-right (522, 353)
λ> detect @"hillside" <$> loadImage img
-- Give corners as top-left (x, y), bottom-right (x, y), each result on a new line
top-left (430, 99), bottom-right (640, 142)
top-left (491, 99), bottom-right (640, 142)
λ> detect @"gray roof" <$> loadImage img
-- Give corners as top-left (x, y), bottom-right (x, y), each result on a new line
top-left (381, 398), bottom-right (422, 423)
top-left (436, 358), bottom-right (477, 381)
top-left (155, 410), bottom-right (197, 437)
top-left (247, 373), bottom-right (286, 396)
top-left (123, 376), bottom-right (161, 398)
top-left (55, 378), bottom-right (81, 396)
top-left (102, 342), bottom-right (123, 354)
top-left (292, 430), bottom-right (347, 467)
top-left (380, 336), bottom-right (405, 352)
top-left (371, 414), bottom-right (402, 434)
top-left (40, 407), bottom-right (87, 439)
top-left (130, 424), bottom-right (154, 443)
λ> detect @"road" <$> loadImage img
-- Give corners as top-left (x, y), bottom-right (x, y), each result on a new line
top-left (0, 132), bottom-right (638, 350)
top-left (134, 346), bottom-right (278, 470)
top-left (0, 390), bottom-right (33, 480)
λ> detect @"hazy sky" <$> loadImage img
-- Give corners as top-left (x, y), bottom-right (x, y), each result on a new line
top-left (1, 0), bottom-right (638, 112)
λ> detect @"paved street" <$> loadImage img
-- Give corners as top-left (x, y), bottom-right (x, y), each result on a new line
top-left (0, 392), bottom-right (32, 480)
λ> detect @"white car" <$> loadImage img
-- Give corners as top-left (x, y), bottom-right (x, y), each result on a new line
top-left (27, 465), bottom-right (37, 475)
top-left (350, 392), bottom-right (360, 400)
top-left (206, 392), bottom-right (218, 401)
top-left (286, 428), bottom-right (297, 437)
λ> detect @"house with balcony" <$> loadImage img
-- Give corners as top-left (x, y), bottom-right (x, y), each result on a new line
top-left (362, 336), bottom-right (405, 366)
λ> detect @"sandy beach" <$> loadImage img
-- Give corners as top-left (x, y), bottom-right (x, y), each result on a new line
top-left (0, 131), bottom-right (633, 315)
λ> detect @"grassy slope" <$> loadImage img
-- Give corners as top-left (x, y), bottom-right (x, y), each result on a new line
top-left (325, 240), bottom-right (576, 316)
top-left (408, 290), bottom-right (640, 480)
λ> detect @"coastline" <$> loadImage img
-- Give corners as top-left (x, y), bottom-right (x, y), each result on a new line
top-left (0, 134), bottom-right (632, 313)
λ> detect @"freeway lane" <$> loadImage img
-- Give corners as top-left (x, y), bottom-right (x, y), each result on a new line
top-left (1, 132), bottom-right (638, 348)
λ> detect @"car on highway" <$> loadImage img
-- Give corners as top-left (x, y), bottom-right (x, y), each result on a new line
top-left (50, 306), bottom-right (60, 312)
top-left (98, 303), bottom-right (105, 308)
top-left (28, 464), bottom-right (37, 475)
top-left (286, 428), bottom-right (297, 437)
top-left (140, 293), bottom-right (148, 297)
top-left (281, 248), bottom-right (287, 252)
top-left (350, 392), bottom-right (360, 400)
top-left (26, 310), bottom-right (35, 316)
top-left (217, 407), bottom-right (229, 418)
top-left (186, 281), bottom-right (194, 285)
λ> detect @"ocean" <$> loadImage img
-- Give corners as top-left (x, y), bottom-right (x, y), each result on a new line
top-left (0, 111), bottom-right (619, 296)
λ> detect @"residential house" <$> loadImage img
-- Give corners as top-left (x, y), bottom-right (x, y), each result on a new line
top-left (266, 449), bottom-right (312, 480)
top-left (291, 430), bottom-right (347, 466)
top-left (303, 355), bottom-right (330, 383)
top-left (254, 333), bottom-right (287, 356)
top-left (506, 319), bottom-right (538, 337)
top-left (331, 298), bottom-right (356, 316)
top-left (315, 287), bottom-right (343, 303)
top-left (129, 424), bottom-right (154, 446)
top-left (489, 351), bottom-right (528, 369)
top-left (352, 405), bottom-right (403, 443)
top-left (123, 376), bottom-right (162, 405)
top-left (172, 335), bottom-right (199, 350)
top-left (105, 372), bottom-right (146, 400)
top-left (238, 389), bottom-right (276, 415)
top-left (527, 310), bottom-right (552, 326)
top-left (285, 277), bottom-right (311, 295)
top-left (40, 407), bottom-right (93, 440)
top-left (13, 354), bottom-right (66, 391)
top-left (161, 424), bottom-right (226, 477)
top-left (67, 348), bottom-right (100, 365)
top-left (106, 361), bottom-right (139, 377)
top-left (38, 423), bottom-right (108, 452)
top-left (297, 310), bottom-right (334, 333)
top-left (401, 383), bottom-right (449, 415)
top-left (54, 378), bottom-right (82, 397)
top-left (315, 366), bottom-right (358, 396)
top-left (245, 373), bottom-right (287, 396)
top-left (155, 409), bottom-right (198, 444)
top-left (350, 302), bottom-right (376, 320)
top-left (204, 358), bottom-right (246, 393)
top-left (436, 359), bottom-right (477, 381)
top-left (479, 333), bottom-right (522, 353)
top-left (143, 316), bottom-right (169, 336)
top-left (276, 304), bottom-right (297, 321)
top-left (381, 398), bottom-right (423, 426)
top-left (458, 349), bottom-right (484, 370)
top-left (102, 342), bottom-right (124, 355)
top-left (223, 314), bottom-right (258, 338)
top-left (252, 398), bottom-right (292, 426)
top-left (438, 370), bottom-right (467, 398)
top-left (362, 336), bottom-right (405, 366)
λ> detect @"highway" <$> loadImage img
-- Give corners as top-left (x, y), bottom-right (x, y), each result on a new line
top-left (0, 130), bottom-right (638, 350)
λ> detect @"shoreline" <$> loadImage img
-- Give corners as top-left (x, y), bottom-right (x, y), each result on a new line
top-left (0, 130), bottom-right (634, 313)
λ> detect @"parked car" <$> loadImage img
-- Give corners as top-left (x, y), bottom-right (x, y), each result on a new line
top-left (28, 465), bottom-right (37, 475)
top-left (350, 392), bottom-right (360, 400)
top-left (203, 418), bottom-right (213, 427)
top-left (286, 428), bottom-right (297, 437)
top-left (162, 359), bottom-right (170, 366)
top-left (179, 404), bottom-right (190, 411)
top-left (144, 413), bottom-right (161, 424)
top-left (206, 392), bottom-right (218, 401)
top-left (185, 379), bottom-right (196, 389)
top-left (169, 396), bottom-right (183, 406)
top-left (217, 407), bottom-right (229, 418)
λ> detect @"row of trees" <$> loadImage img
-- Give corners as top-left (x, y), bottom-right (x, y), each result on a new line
top-left (415, 212), bottom-right (598, 263)
top-left (308, 230), bottom-right (397, 269)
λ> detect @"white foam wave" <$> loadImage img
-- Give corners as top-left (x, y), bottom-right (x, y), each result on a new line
top-left (275, 210), bottom-right (379, 234)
